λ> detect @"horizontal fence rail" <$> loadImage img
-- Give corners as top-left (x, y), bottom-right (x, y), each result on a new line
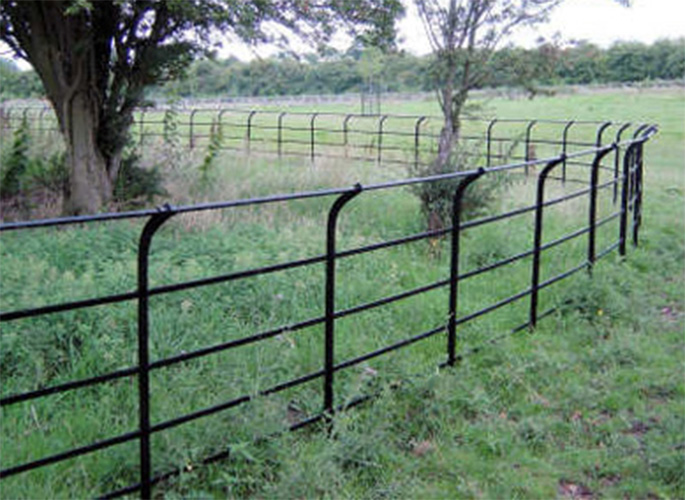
top-left (0, 114), bottom-right (657, 498)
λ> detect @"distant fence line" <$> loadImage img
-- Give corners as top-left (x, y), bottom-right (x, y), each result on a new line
top-left (0, 116), bottom-right (657, 498)
top-left (0, 105), bottom-right (642, 173)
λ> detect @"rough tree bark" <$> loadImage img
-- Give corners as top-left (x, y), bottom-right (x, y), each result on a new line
top-left (63, 91), bottom-right (119, 213)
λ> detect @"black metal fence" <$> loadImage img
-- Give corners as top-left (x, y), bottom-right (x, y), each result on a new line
top-left (0, 115), bottom-right (656, 498)
top-left (0, 105), bottom-right (638, 170)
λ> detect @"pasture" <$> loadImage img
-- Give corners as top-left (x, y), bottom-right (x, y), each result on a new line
top-left (0, 87), bottom-right (683, 498)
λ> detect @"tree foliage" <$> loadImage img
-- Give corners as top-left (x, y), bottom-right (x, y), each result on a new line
top-left (4, 38), bottom-right (683, 101)
top-left (0, 59), bottom-right (43, 99)
top-left (414, 0), bottom-right (561, 166)
top-left (0, 0), bottom-right (403, 214)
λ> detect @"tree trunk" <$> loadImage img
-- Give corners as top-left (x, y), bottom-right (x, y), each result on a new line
top-left (436, 93), bottom-right (463, 171)
top-left (61, 92), bottom-right (115, 215)
top-left (436, 83), bottom-right (454, 169)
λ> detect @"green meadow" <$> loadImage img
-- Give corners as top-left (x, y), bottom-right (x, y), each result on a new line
top-left (0, 87), bottom-right (683, 498)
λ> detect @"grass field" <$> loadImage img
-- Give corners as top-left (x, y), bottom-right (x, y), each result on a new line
top-left (0, 88), bottom-right (683, 499)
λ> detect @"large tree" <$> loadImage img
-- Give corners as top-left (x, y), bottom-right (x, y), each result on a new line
top-left (0, 0), bottom-right (402, 214)
top-left (415, 0), bottom-right (633, 167)
top-left (415, 0), bottom-right (562, 167)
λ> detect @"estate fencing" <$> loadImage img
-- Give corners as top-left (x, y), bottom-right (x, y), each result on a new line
top-left (0, 105), bottom-right (641, 174)
top-left (0, 115), bottom-right (657, 498)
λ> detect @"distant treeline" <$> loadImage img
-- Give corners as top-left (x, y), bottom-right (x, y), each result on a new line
top-left (2, 39), bottom-right (683, 101)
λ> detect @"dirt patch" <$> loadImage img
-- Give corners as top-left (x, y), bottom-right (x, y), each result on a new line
top-left (623, 420), bottom-right (651, 436)
top-left (558, 479), bottom-right (594, 499)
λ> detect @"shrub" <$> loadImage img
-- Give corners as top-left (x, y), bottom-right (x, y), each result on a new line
top-left (0, 117), bottom-right (31, 200)
top-left (113, 147), bottom-right (168, 208)
top-left (408, 142), bottom-right (508, 230)
top-left (27, 150), bottom-right (68, 193)
top-left (199, 118), bottom-right (224, 183)
top-left (0, 120), bottom-right (68, 219)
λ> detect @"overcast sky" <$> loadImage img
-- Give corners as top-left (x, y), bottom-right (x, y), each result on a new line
top-left (399, 0), bottom-right (685, 54)
top-left (225, 0), bottom-right (685, 60)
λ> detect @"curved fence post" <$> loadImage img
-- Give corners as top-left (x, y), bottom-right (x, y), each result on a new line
top-left (414, 116), bottom-right (428, 170)
top-left (530, 156), bottom-right (566, 329)
top-left (377, 115), bottom-right (388, 164)
top-left (561, 120), bottom-right (575, 184)
top-left (310, 113), bottom-right (319, 162)
top-left (629, 125), bottom-right (648, 222)
top-left (447, 168), bottom-right (486, 366)
top-left (137, 206), bottom-right (177, 499)
top-left (343, 114), bottom-right (353, 158)
top-left (632, 123), bottom-right (649, 140)
top-left (277, 112), bottom-right (287, 158)
top-left (588, 145), bottom-right (616, 273)
top-left (486, 119), bottom-right (498, 167)
top-left (324, 184), bottom-right (363, 416)
top-left (524, 120), bottom-right (538, 176)
top-left (619, 141), bottom-right (639, 256)
top-left (613, 123), bottom-right (632, 204)
top-left (595, 121), bottom-right (612, 147)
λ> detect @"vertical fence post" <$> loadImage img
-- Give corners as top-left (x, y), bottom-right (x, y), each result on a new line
top-left (619, 142), bottom-right (638, 257)
top-left (377, 115), bottom-right (388, 164)
top-left (246, 110), bottom-right (257, 155)
top-left (137, 110), bottom-right (145, 146)
top-left (628, 125), bottom-right (648, 232)
top-left (587, 146), bottom-right (616, 273)
top-left (561, 120), bottom-right (575, 184)
top-left (277, 112), bottom-right (287, 158)
top-left (137, 207), bottom-right (175, 499)
top-left (486, 119), bottom-right (498, 167)
top-left (414, 116), bottom-right (427, 170)
top-left (447, 168), bottom-right (485, 366)
top-left (613, 123), bottom-right (632, 204)
top-left (343, 114), bottom-right (353, 158)
top-left (310, 113), bottom-right (319, 162)
top-left (632, 125), bottom-right (651, 247)
top-left (524, 120), bottom-right (538, 176)
top-left (632, 140), bottom-right (645, 247)
top-left (530, 156), bottom-right (566, 328)
top-left (189, 110), bottom-right (199, 149)
top-left (324, 185), bottom-right (363, 416)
